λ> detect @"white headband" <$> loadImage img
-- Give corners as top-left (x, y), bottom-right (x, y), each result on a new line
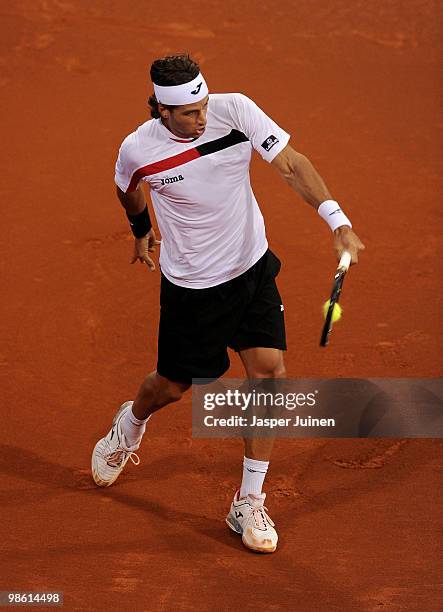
top-left (153, 72), bottom-right (209, 106)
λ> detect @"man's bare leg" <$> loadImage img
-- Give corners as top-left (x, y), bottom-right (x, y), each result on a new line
top-left (92, 372), bottom-right (190, 487)
top-left (239, 347), bottom-right (286, 461)
top-left (131, 371), bottom-right (191, 419)
top-left (225, 347), bottom-right (285, 553)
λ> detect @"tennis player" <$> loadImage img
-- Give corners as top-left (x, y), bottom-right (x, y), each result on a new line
top-left (92, 54), bottom-right (365, 553)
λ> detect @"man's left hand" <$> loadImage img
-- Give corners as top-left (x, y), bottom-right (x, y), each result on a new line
top-left (130, 228), bottom-right (161, 271)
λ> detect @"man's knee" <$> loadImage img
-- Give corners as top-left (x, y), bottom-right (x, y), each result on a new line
top-left (150, 371), bottom-right (190, 405)
top-left (254, 365), bottom-right (286, 379)
top-left (165, 379), bottom-right (190, 403)
top-left (273, 363), bottom-right (286, 378)
top-left (250, 355), bottom-right (286, 379)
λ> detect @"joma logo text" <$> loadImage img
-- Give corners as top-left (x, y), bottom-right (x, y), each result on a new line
top-left (161, 175), bottom-right (184, 185)
top-left (191, 82), bottom-right (202, 95)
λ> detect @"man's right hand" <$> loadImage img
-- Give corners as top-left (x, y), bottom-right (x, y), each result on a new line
top-left (130, 229), bottom-right (161, 271)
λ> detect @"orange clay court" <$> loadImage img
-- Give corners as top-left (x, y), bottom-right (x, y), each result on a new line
top-left (1, 1), bottom-right (442, 610)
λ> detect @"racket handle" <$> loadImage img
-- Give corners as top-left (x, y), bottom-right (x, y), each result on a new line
top-left (338, 251), bottom-right (351, 271)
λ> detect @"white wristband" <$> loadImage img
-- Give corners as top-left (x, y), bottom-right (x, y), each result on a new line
top-left (317, 200), bottom-right (352, 232)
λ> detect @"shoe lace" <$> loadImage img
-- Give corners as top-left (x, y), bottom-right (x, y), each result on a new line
top-left (105, 445), bottom-right (140, 468)
top-left (251, 505), bottom-right (274, 530)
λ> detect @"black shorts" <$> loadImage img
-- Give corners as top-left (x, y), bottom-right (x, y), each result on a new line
top-left (156, 249), bottom-right (286, 383)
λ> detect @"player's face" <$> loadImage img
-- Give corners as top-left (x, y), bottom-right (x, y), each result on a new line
top-left (160, 96), bottom-right (209, 139)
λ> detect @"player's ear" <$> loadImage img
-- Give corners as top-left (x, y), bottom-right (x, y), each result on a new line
top-left (158, 103), bottom-right (169, 120)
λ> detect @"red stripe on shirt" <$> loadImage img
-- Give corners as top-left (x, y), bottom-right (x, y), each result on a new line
top-left (127, 148), bottom-right (201, 192)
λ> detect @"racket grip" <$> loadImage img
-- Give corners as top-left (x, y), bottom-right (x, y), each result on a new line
top-left (338, 251), bottom-right (351, 271)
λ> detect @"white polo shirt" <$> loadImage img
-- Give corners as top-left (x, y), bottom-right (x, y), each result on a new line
top-left (115, 93), bottom-right (290, 288)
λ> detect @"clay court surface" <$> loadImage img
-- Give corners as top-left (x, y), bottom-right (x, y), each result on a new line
top-left (1, 1), bottom-right (442, 610)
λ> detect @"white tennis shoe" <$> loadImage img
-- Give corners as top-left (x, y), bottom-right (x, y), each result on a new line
top-left (91, 401), bottom-right (141, 487)
top-left (226, 490), bottom-right (278, 553)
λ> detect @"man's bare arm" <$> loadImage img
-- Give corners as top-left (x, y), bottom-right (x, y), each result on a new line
top-left (271, 145), bottom-right (332, 209)
top-left (116, 184), bottom-right (146, 215)
top-left (271, 144), bottom-right (365, 262)
top-left (116, 184), bottom-right (160, 270)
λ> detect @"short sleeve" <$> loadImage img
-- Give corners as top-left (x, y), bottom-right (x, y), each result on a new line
top-left (228, 93), bottom-right (290, 162)
top-left (115, 133), bottom-right (138, 193)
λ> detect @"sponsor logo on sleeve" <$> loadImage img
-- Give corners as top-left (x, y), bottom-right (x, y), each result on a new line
top-left (261, 134), bottom-right (279, 152)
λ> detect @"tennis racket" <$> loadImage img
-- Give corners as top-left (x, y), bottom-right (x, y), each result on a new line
top-left (320, 251), bottom-right (351, 347)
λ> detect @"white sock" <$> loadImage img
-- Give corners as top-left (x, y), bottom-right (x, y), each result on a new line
top-left (121, 407), bottom-right (150, 447)
top-left (239, 456), bottom-right (269, 498)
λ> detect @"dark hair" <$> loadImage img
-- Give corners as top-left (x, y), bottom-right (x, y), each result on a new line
top-left (148, 53), bottom-right (200, 118)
